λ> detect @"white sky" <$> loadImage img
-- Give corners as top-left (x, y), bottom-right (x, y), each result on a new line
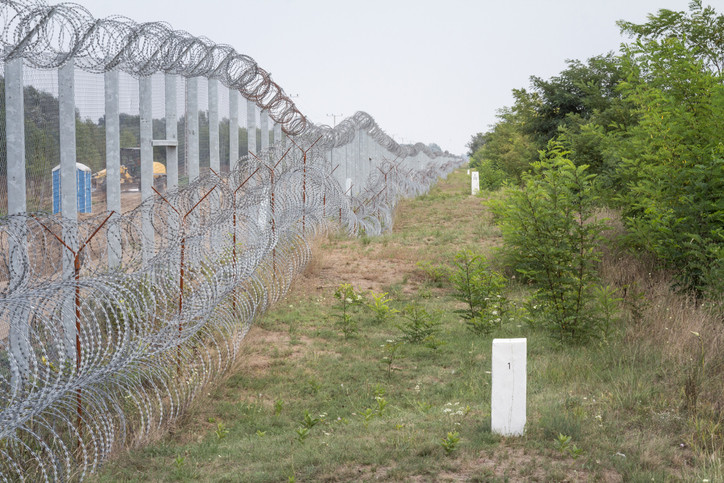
top-left (73, 0), bottom-right (707, 154)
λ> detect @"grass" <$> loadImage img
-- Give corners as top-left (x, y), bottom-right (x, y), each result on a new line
top-left (94, 169), bottom-right (723, 482)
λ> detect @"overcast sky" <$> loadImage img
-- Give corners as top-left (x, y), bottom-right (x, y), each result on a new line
top-left (74, 0), bottom-right (705, 155)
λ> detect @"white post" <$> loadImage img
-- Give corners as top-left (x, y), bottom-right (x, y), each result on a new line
top-left (105, 70), bottom-right (121, 268)
top-left (59, 60), bottom-right (78, 359)
top-left (165, 74), bottom-right (180, 279)
top-left (471, 171), bottom-right (480, 196)
top-left (273, 122), bottom-right (282, 147)
top-left (246, 98), bottom-right (256, 155)
top-left (6, 58), bottom-right (25, 218)
top-left (208, 79), bottom-right (219, 173)
top-left (260, 109), bottom-right (269, 152)
top-left (229, 89), bottom-right (239, 170)
top-left (165, 74), bottom-right (179, 190)
top-left (491, 338), bottom-right (526, 436)
top-left (139, 76), bottom-right (154, 265)
top-left (5, 56), bottom-right (30, 386)
top-left (186, 77), bottom-right (199, 182)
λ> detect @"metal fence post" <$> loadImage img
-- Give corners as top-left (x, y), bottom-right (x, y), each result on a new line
top-left (208, 79), bottom-right (219, 173)
top-left (5, 56), bottom-right (30, 387)
top-left (246, 98), bottom-right (256, 155)
top-left (186, 77), bottom-right (199, 182)
top-left (229, 89), bottom-right (239, 170)
top-left (273, 122), bottom-right (281, 147)
top-left (139, 75), bottom-right (154, 265)
top-left (59, 59), bottom-right (78, 359)
top-left (105, 69), bottom-right (121, 268)
top-left (165, 74), bottom-right (179, 190)
top-left (260, 109), bottom-right (269, 152)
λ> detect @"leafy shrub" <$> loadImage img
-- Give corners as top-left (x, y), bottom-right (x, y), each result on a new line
top-left (366, 291), bottom-right (399, 324)
top-left (449, 250), bottom-right (509, 335)
top-left (475, 158), bottom-right (509, 191)
top-left (334, 283), bottom-right (363, 338)
top-left (398, 304), bottom-right (442, 347)
top-left (489, 144), bottom-right (608, 341)
top-left (609, 36), bottom-right (724, 295)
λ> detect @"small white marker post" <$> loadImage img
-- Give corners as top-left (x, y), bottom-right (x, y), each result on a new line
top-left (491, 338), bottom-right (526, 436)
top-left (471, 171), bottom-right (480, 196)
top-left (467, 169), bottom-right (470, 175)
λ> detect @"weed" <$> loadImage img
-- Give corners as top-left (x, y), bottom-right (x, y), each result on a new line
top-left (381, 338), bottom-right (404, 377)
top-left (592, 284), bottom-right (623, 340)
top-left (440, 431), bottom-right (461, 455)
top-left (215, 422), bottom-right (229, 440)
top-left (274, 399), bottom-right (284, 416)
top-left (295, 427), bottom-right (310, 443)
top-left (307, 378), bottom-right (322, 395)
top-left (334, 283), bottom-right (363, 338)
top-left (416, 260), bottom-right (449, 287)
top-left (449, 250), bottom-right (508, 335)
top-left (554, 433), bottom-right (583, 459)
top-left (361, 407), bottom-right (376, 428)
top-left (300, 410), bottom-right (321, 429)
top-left (398, 304), bottom-right (442, 345)
top-left (376, 396), bottom-right (388, 415)
top-left (366, 291), bottom-right (399, 324)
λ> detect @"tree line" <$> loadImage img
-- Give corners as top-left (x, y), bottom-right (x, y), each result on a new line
top-left (469, 0), bottom-right (723, 299)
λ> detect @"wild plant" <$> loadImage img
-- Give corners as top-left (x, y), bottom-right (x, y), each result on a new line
top-left (398, 304), bottom-right (442, 347)
top-left (334, 283), bottom-right (363, 338)
top-left (489, 144), bottom-right (608, 341)
top-left (366, 291), bottom-right (399, 324)
top-left (215, 422), bottom-right (229, 440)
top-left (440, 431), bottom-right (461, 455)
top-left (554, 433), bottom-right (583, 459)
top-left (449, 249), bottom-right (509, 335)
top-left (295, 427), bottom-right (310, 443)
top-left (381, 339), bottom-right (404, 377)
top-left (274, 399), bottom-right (284, 416)
top-left (300, 410), bottom-right (321, 429)
top-left (416, 260), bottom-right (449, 287)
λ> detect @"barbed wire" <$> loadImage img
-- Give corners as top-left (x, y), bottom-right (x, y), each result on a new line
top-left (0, 0), bottom-right (464, 479)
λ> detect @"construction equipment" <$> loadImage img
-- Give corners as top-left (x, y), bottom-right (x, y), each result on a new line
top-left (92, 162), bottom-right (167, 193)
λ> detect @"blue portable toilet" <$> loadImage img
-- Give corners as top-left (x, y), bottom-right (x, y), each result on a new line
top-left (52, 163), bottom-right (92, 214)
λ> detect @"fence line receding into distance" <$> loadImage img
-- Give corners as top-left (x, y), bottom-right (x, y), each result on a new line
top-left (0, 0), bottom-right (464, 480)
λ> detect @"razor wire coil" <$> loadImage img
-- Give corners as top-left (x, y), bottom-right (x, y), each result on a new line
top-left (0, 0), bottom-right (464, 480)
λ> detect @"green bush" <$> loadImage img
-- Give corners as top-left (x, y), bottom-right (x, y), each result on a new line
top-left (398, 304), bottom-right (443, 347)
top-left (449, 250), bottom-right (509, 335)
top-left (475, 158), bottom-right (509, 191)
top-left (489, 144), bottom-right (608, 341)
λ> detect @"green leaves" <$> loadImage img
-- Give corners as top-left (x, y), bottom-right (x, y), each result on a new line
top-left (449, 250), bottom-right (508, 335)
top-left (490, 145), bottom-right (607, 341)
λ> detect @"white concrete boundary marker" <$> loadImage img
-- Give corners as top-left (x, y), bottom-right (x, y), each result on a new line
top-left (471, 171), bottom-right (480, 195)
top-left (491, 338), bottom-right (526, 436)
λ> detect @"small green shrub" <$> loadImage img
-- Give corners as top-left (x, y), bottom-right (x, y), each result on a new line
top-left (366, 291), bottom-right (399, 324)
top-left (449, 250), bottom-right (509, 335)
top-left (334, 283), bottom-right (363, 338)
top-left (489, 144), bottom-right (608, 342)
top-left (398, 304), bottom-right (442, 347)
top-left (440, 431), bottom-right (461, 455)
